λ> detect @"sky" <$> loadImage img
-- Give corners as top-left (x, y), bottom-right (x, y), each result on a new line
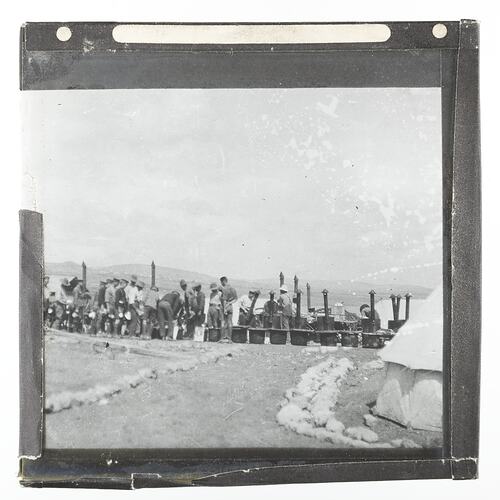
top-left (22, 88), bottom-right (442, 287)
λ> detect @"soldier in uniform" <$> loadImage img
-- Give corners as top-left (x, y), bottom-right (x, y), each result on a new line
top-left (73, 278), bottom-right (86, 331)
top-left (126, 276), bottom-right (140, 337)
top-left (55, 278), bottom-right (74, 330)
top-left (191, 283), bottom-right (206, 339)
top-left (142, 285), bottom-right (159, 339)
top-left (238, 289), bottom-right (255, 326)
top-left (94, 280), bottom-right (107, 333)
top-left (278, 285), bottom-right (293, 332)
top-left (115, 278), bottom-right (128, 309)
top-left (178, 279), bottom-right (194, 340)
top-left (105, 278), bottom-right (116, 313)
top-left (207, 283), bottom-right (222, 329)
top-left (219, 276), bottom-right (238, 343)
top-left (263, 290), bottom-right (278, 329)
top-left (158, 290), bottom-right (183, 340)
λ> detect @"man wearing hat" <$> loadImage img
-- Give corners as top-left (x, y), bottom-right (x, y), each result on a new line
top-left (177, 279), bottom-right (194, 339)
top-left (96, 280), bottom-right (107, 309)
top-left (115, 278), bottom-right (128, 310)
top-left (207, 283), bottom-right (222, 329)
top-left (125, 275), bottom-right (138, 303)
top-left (73, 278), bottom-right (87, 331)
top-left (190, 283), bottom-right (206, 339)
top-left (142, 285), bottom-right (159, 339)
top-left (219, 276), bottom-right (238, 342)
top-left (127, 280), bottom-right (144, 337)
top-left (263, 290), bottom-right (278, 329)
top-left (105, 278), bottom-right (117, 313)
top-left (238, 289), bottom-right (255, 326)
top-left (104, 278), bottom-right (118, 335)
top-left (278, 285), bottom-right (293, 333)
top-left (54, 278), bottom-right (74, 330)
top-left (91, 280), bottom-right (107, 334)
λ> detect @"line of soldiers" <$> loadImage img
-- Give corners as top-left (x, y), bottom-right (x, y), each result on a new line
top-left (44, 274), bottom-right (295, 342)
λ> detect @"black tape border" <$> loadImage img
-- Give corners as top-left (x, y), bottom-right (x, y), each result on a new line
top-left (18, 19), bottom-right (480, 487)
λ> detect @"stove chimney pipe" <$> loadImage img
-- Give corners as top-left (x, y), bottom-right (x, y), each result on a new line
top-left (405, 292), bottom-right (412, 320)
top-left (322, 289), bottom-right (329, 329)
top-left (369, 290), bottom-right (376, 333)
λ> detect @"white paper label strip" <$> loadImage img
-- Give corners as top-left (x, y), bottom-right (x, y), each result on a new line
top-left (112, 24), bottom-right (391, 45)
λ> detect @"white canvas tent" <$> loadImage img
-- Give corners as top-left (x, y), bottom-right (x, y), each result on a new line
top-left (375, 284), bottom-right (443, 431)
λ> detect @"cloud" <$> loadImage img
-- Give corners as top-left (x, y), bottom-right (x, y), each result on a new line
top-left (23, 88), bottom-right (442, 285)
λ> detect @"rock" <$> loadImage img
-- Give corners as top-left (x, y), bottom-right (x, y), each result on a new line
top-left (363, 414), bottom-right (379, 428)
top-left (345, 426), bottom-right (379, 443)
top-left (325, 417), bottom-right (345, 434)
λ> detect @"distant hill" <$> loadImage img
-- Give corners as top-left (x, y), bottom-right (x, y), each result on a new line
top-left (46, 261), bottom-right (432, 309)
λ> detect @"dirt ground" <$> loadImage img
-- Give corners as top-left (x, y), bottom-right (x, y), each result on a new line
top-left (44, 332), bottom-right (442, 449)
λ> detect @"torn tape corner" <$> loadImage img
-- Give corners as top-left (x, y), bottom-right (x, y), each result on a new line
top-left (19, 453), bottom-right (42, 461)
top-left (451, 457), bottom-right (478, 480)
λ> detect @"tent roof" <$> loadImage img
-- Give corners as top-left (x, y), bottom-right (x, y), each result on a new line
top-left (379, 284), bottom-right (443, 372)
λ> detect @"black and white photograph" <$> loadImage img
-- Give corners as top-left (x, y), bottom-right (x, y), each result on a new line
top-left (22, 86), bottom-right (444, 450)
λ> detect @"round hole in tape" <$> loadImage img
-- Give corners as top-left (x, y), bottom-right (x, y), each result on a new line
top-left (56, 26), bottom-right (72, 42)
top-left (432, 23), bottom-right (447, 39)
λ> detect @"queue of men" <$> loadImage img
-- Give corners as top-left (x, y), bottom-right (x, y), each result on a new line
top-left (44, 274), bottom-right (296, 342)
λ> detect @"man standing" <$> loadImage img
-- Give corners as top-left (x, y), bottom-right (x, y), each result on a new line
top-left (125, 274), bottom-right (138, 302)
top-left (179, 279), bottom-right (194, 339)
top-left (96, 280), bottom-right (106, 309)
top-left (115, 278), bottom-right (128, 309)
top-left (55, 278), bottom-right (74, 330)
top-left (92, 280), bottom-right (107, 334)
top-left (263, 290), bottom-right (278, 329)
top-left (127, 280), bottom-right (143, 337)
top-left (103, 278), bottom-right (118, 335)
top-left (105, 278), bottom-right (116, 313)
top-left (220, 276), bottom-right (238, 342)
top-left (238, 289), bottom-right (255, 326)
top-left (158, 290), bottom-right (183, 340)
top-left (113, 278), bottom-right (129, 336)
top-left (142, 285), bottom-right (159, 339)
top-left (125, 276), bottom-right (140, 336)
top-left (191, 283), bottom-right (206, 339)
top-left (278, 285), bottom-right (293, 333)
top-left (73, 279), bottom-right (86, 332)
top-left (207, 283), bottom-right (222, 329)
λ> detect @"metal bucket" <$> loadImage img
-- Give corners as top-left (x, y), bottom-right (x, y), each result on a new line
top-left (248, 328), bottom-right (266, 344)
top-left (361, 317), bottom-right (381, 333)
top-left (290, 329), bottom-right (310, 346)
top-left (231, 326), bottom-right (248, 343)
top-left (362, 333), bottom-right (385, 348)
top-left (319, 330), bottom-right (339, 346)
top-left (381, 330), bottom-right (395, 342)
top-left (317, 316), bottom-right (333, 330)
top-left (207, 328), bottom-right (221, 342)
top-left (388, 319), bottom-right (406, 332)
top-left (269, 329), bottom-right (287, 345)
top-left (341, 331), bottom-right (359, 347)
